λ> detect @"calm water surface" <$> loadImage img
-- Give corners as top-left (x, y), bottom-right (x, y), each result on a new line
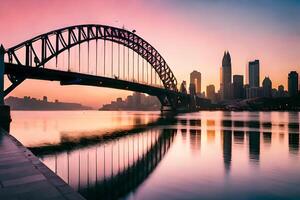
top-left (10, 111), bottom-right (300, 200)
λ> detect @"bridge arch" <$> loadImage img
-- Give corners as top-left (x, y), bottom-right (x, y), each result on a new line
top-left (5, 24), bottom-right (178, 91)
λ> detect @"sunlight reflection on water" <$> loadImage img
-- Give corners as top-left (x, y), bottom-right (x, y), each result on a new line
top-left (10, 111), bottom-right (300, 200)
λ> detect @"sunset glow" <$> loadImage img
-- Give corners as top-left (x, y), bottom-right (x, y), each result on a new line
top-left (1, 0), bottom-right (299, 108)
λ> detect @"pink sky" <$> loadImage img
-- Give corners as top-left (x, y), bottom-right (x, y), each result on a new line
top-left (1, 0), bottom-right (299, 108)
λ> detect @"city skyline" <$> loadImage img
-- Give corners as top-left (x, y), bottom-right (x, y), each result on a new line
top-left (1, 0), bottom-right (300, 107)
top-left (0, 2), bottom-right (300, 199)
top-left (192, 51), bottom-right (299, 103)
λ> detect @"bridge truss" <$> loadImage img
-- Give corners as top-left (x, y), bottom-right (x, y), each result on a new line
top-left (0, 24), bottom-right (201, 112)
top-left (3, 24), bottom-right (178, 95)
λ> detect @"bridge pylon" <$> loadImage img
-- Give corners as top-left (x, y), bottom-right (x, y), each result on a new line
top-left (0, 44), bottom-right (4, 105)
top-left (0, 44), bottom-right (11, 132)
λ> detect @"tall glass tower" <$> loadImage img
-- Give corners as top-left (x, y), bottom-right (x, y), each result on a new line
top-left (220, 51), bottom-right (232, 100)
top-left (248, 60), bottom-right (260, 88)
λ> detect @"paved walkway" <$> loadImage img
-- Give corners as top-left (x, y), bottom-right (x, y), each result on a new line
top-left (0, 129), bottom-right (86, 200)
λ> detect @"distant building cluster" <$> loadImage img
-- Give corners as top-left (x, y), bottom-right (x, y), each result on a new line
top-left (100, 50), bottom-right (299, 111)
top-left (5, 96), bottom-right (92, 110)
top-left (180, 51), bottom-right (299, 105)
top-left (100, 92), bottom-right (161, 111)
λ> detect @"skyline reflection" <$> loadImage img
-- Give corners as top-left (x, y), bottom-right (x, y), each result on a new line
top-left (9, 111), bottom-right (300, 200)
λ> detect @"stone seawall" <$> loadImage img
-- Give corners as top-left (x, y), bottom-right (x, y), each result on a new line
top-left (0, 128), bottom-right (86, 200)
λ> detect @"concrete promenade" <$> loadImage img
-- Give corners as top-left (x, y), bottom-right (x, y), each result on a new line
top-left (0, 129), bottom-right (86, 200)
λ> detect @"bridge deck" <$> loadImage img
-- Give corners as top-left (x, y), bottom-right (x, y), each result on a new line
top-left (4, 63), bottom-right (179, 97)
top-left (0, 129), bottom-right (85, 200)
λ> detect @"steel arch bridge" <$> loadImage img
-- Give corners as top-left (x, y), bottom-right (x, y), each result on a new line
top-left (0, 24), bottom-right (201, 112)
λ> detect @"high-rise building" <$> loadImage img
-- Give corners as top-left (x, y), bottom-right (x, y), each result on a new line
top-left (190, 71), bottom-right (201, 95)
top-left (288, 71), bottom-right (299, 97)
top-left (277, 85), bottom-right (285, 97)
top-left (233, 75), bottom-right (244, 99)
top-left (262, 77), bottom-right (272, 98)
top-left (180, 81), bottom-right (187, 94)
top-left (244, 84), bottom-right (249, 98)
top-left (272, 88), bottom-right (278, 98)
top-left (248, 60), bottom-right (260, 88)
top-left (278, 85), bottom-right (284, 92)
top-left (220, 51), bottom-right (232, 100)
top-left (133, 92), bottom-right (142, 106)
top-left (127, 95), bottom-right (134, 108)
top-left (206, 84), bottom-right (216, 102)
top-left (246, 87), bottom-right (263, 99)
top-left (189, 83), bottom-right (196, 96)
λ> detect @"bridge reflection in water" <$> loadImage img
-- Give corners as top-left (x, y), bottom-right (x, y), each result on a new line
top-left (9, 111), bottom-right (300, 199)
top-left (33, 127), bottom-right (176, 200)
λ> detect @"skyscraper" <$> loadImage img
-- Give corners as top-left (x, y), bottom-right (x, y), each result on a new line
top-left (277, 85), bottom-right (285, 97)
top-left (133, 92), bottom-right (142, 106)
top-left (180, 81), bottom-right (187, 94)
top-left (206, 84), bottom-right (216, 102)
top-left (190, 71), bottom-right (201, 95)
top-left (262, 77), bottom-right (272, 98)
top-left (248, 60), bottom-right (260, 88)
top-left (189, 83), bottom-right (196, 96)
top-left (288, 71), bottom-right (299, 97)
top-left (233, 75), bottom-right (244, 99)
top-left (220, 51), bottom-right (232, 100)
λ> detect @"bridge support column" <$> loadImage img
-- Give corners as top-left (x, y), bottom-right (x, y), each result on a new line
top-left (0, 105), bottom-right (11, 132)
top-left (0, 45), bottom-right (11, 132)
top-left (0, 45), bottom-right (4, 105)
